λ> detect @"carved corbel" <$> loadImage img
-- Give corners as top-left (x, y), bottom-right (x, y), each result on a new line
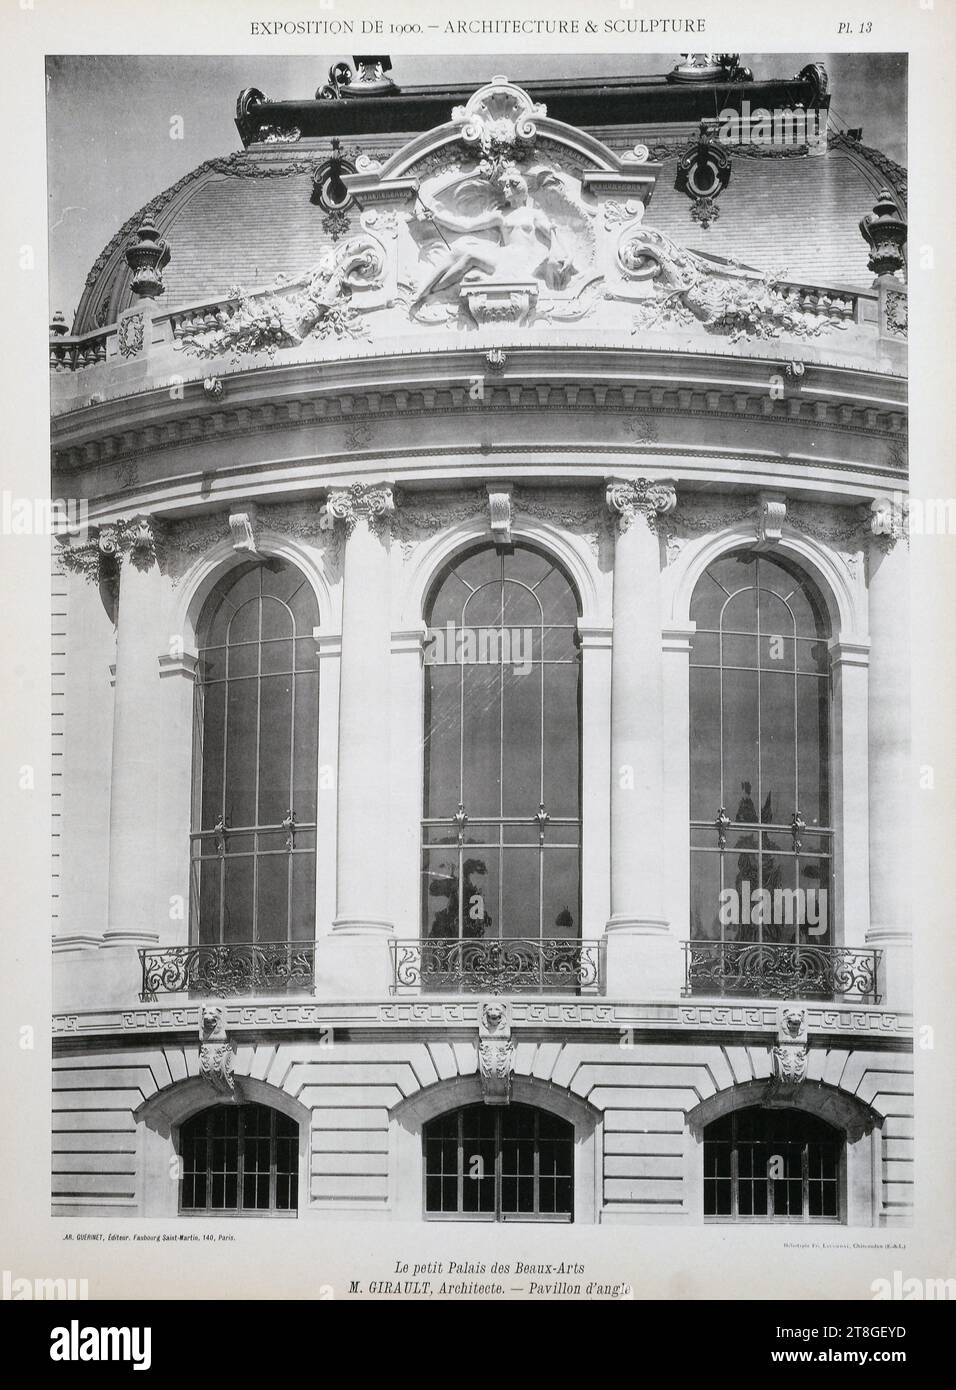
top-left (478, 999), bottom-right (515, 1105)
top-left (862, 493), bottom-right (908, 553)
top-left (198, 1005), bottom-right (235, 1096)
top-left (771, 1005), bottom-right (809, 1086)
top-left (756, 490), bottom-right (787, 549)
top-left (486, 484), bottom-right (513, 548)
top-left (229, 505), bottom-right (259, 554)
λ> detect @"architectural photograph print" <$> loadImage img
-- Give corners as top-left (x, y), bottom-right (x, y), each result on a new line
top-left (46, 48), bottom-right (912, 1245)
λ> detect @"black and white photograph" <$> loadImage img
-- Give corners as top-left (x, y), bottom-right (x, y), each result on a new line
top-left (2, 0), bottom-right (955, 1336)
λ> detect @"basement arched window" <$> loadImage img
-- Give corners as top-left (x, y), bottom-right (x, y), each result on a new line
top-left (424, 1103), bottom-right (574, 1221)
top-left (688, 551), bottom-right (833, 986)
top-left (190, 559), bottom-right (319, 951)
top-left (704, 1106), bottom-right (843, 1222)
top-left (420, 543), bottom-right (582, 989)
top-left (179, 1103), bottom-right (298, 1215)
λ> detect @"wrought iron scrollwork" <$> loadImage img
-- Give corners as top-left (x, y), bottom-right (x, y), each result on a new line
top-left (139, 943), bottom-right (316, 1001)
top-left (390, 937), bottom-right (604, 995)
top-left (683, 940), bottom-right (881, 1003)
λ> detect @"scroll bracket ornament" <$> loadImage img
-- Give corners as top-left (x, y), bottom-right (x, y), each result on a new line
top-left (605, 477), bottom-right (678, 533)
top-left (771, 1005), bottom-right (809, 1086)
top-left (478, 999), bottom-right (515, 1105)
top-left (486, 483), bottom-right (514, 548)
top-left (198, 1005), bottom-right (235, 1096)
top-left (229, 505), bottom-right (259, 554)
top-left (756, 490), bottom-right (787, 548)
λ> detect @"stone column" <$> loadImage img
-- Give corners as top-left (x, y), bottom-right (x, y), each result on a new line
top-left (661, 623), bottom-right (696, 957)
top-left (603, 478), bottom-right (682, 997)
top-left (577, 623), bottom-right (613, 946)
top-left (55, 557), bottom-right (116, 953)
top-left (828, 640), bottom-right (871, 949)
top-left (389, 626), bottom-right (428, 940)
top-left (104, 519), bottom-right (167, 955)
top-left (320, 484), bottom-right (395, 996)
top-left (865, 499), bottom-right (911, 1008)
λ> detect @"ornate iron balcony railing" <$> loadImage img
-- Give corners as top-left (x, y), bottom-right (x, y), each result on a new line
top-left (139, 942), bottom-right (316, 1001)
top-left (390, 937), bottom-right (605, 996)
top-left (683, 940), bottom-right (881, 1003)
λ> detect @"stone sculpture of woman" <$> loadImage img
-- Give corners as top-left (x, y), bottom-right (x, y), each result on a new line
top-left (410, 165), bottom-right (578, 308)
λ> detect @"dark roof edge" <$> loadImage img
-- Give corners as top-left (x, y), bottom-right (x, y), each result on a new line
top-left (236, 75), bottom-right (828, 145)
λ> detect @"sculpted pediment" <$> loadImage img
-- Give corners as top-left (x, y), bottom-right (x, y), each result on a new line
top-left (174, 77), bottom-right (867, 360)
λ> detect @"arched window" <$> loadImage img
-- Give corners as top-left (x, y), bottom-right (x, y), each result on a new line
top-left (191, 559), bottom-right (319, 950)
top-left (704, 1106), bottom-right (843, 1222)
top-left (688, 552), bottom-right (832, 990)
top-left (179, 1103), bottom-right (298, 1215)
top-left (421, 544), bottom-right (581, 985)
top-left (424, 1103), bottom-right (574, 1221)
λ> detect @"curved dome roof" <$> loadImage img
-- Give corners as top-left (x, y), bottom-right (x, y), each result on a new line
top-left (73, 130), bottom-right (906, 337)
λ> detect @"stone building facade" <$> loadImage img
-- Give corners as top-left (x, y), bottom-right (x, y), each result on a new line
top-left (50, 59), bottom-right (911, 1225)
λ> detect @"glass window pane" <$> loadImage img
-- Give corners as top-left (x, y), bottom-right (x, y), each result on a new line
top-left (198, 682), bottom-right (225, 830)
top-left (224, 677), bottom-right (258, 828)
top-left (463, 850), bottom-right (498, 939)
top-left (197, 857), bottom-right (221, 946)
top-left (543, 665), bottom-right (580, 818)
top-left (723, 587), bottom-right (758, 635)
top-left (797, 675), bottom-right (830, 826)
top-left (462, 663), bottom-right (501, 817)
top-left (257, 675), bottom-right (293, 826)
top-left (690, 667), bottom-right (721, 820)
top-left (222, 856), bottom-right (254, 943)
top-left (759, 669), bottom-right (796, 821)
top-left (292, 671), bottom-right (318, 824)
top-left (256, 854), bottom-right (289, 942)
top-left (501, 661), bottom-right (542, 815)
top-left (501, 847), bottom-right (538, 939)
top-left (542, 848), bottom-right (580, 941)
top-left (423, 666), bottom-right (461, 818)
top-left (462, 582), bottom-right (503, 627)
top-left (690, 850), bottom-right (722, 941)
top-left (722, 669), bottom-right (759, 819)
top-left (228, 596), bottom-right (260, 646)
top-left (260, 596), bottom-right (293, 642)
top-left (535, 564), bottom-right (579, 625)
top-left (261, 638), bottom-right (293, 675)
top-left (423, 848), bottom-right (461, 939)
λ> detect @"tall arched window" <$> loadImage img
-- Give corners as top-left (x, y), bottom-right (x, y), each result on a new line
top-left (179, 1103), bottom-right (298, 1215)
top-left (704, 1106), bottom-right (843, 1222)
top-left (191, 559), bottom-right (319, 950)
top-left (424, 1103), bottom-right (574, 1221)
top-left (688, 552), bottom-right (832, 987)
top-left (420, 544), bottom-right (581, 983)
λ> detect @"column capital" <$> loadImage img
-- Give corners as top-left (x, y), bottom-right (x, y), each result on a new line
top-left (326, 482), bottom-right (395, 536)
top-left (605, 477), bottom-right (677, 532)
top-left (58, 514), bottom-right (162, 583)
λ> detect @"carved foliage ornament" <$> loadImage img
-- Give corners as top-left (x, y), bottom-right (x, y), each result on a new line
top-left (179, 233), bottom-right (387, 360)
top-left (452, 77), bottom-right (546, 159)
top-left (118, 312), bottom-right (146, 358)
top-left (58, 515), bottom-right (160, 581)
top-left (326, 482), bottom-right (395, 536)
top-left (605, 478), bottom-right (678, 532)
